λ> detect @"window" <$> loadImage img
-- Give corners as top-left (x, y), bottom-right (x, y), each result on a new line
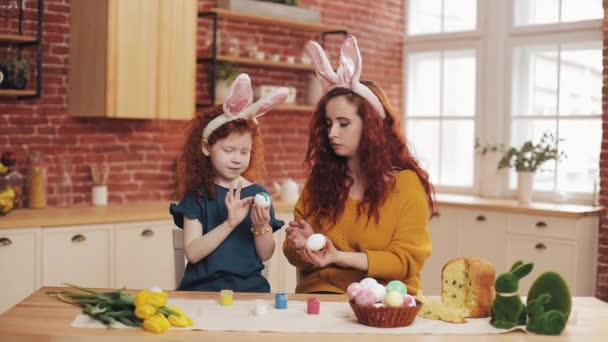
top-left (404, 0), bottom-right (601, 202)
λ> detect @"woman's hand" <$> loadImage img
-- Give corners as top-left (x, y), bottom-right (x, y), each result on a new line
top-left (251, 203), bottom-right (271, 230)
top-left (299, 238), bottom-right (339, 268)
top-left (285, 220), bottom-right (314, 250)
top-left (225, 181), bottom-right (253, 229)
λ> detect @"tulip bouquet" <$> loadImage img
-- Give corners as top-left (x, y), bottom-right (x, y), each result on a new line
top-left (47, 283), bottom-right (194, 334)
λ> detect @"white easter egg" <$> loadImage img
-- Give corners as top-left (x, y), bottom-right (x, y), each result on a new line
top-left (254, 192), bottom-right (272, 208)
top-left (369, 283), bottom-right (386, 302)
top-left (359, 277), bottom-right (378, 289)
top-left (305, 234), bottom-right (326, 251)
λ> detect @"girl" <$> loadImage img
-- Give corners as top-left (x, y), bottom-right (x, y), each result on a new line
top-left (171, 74), bottom-right (289, 292)
top-left (283, 36), bottom-right (436, 295)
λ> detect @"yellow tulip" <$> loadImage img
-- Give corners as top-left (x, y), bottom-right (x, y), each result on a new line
top-left (134, 304), bottom-right (156, 319)
top-left (168, 314), bottom-right (194, 327)
top-left (134, 290), bottom-right (168, 308)
top-left (143, 313), bottom-right (171, 334)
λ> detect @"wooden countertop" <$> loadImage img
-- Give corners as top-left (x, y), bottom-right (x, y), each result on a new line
top-left (1, 287), bottom-right (607, 341)
top-left (0, 194), bottom-right (601, 231)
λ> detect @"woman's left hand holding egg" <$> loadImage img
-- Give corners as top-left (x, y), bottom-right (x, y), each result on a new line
top-left (300, 237), bottom-right (339, 268)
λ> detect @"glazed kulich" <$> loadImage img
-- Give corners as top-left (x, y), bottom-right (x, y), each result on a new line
top-left (441, 257), bottom-right (496, 318)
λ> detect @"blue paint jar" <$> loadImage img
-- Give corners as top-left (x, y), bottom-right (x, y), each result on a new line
top-left (275, 293), bottom-right (288, 309)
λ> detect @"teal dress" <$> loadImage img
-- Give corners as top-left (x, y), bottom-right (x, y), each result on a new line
top-left (170, 184), bottom-right (284, 293)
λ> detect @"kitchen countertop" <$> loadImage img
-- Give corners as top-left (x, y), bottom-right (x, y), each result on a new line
top-left (1, 287), bottom-right (606, 341)
top-left (0, 194), bottom-right (601, 230)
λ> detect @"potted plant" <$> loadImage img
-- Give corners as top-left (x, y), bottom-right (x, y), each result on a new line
top-left (0, 56), bottom-right (29, 90)
top-left (498, 132), bottom-right (565, 204)
top-left (475, 139), bottom-right (506, 198)
top-left (215, 62), bottom-right (240, 103)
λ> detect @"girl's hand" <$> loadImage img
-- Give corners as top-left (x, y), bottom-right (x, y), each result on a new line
top-left (225, 181), bottom-right (253, 229)
top-left (285, 220), bottom-right (314, 250)
top-left (251, 203), bottom-right (271, 229)
top-left (299, 238), bottom-right (339, 268)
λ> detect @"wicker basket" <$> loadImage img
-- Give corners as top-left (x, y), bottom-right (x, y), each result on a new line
top-left (349, 300), bottom-right (422, 328)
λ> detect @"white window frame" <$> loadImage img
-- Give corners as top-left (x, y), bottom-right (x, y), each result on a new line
top-left (403, 0), bottom-right (602, 204)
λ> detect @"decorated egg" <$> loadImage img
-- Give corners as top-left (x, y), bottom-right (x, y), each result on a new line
top-left (384, 290), bottom-right (405, 307)
top-left (346, 282), bottom-right (362, 300)
top-left (369, 283), bottom-right (386, 303)
top-left (359, 277), bottom-right (378, 289)
top-left (403, 294), bottom-right (416, 308)
top-left (305, 234), bottom-right (326, 252)
top-left (254, 192), bottom-right (272, 208)
top-left (354, 289), bottom-right (376, 306)
top-left (386, 280), bottom-right (407, 295)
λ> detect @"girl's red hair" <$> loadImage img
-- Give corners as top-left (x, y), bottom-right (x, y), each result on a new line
top-left (303, 81), bottom-right (436, 229)
top-left (176, 106), bottom-right (265, 199)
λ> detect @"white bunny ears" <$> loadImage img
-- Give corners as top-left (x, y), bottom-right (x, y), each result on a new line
top-left (305, 35), bottom-right (386, 119)
top-left (202, 73), bottom-right (289, 139)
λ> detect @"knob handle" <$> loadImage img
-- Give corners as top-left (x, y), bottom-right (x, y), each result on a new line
top-left (71, 234), bottom-right (86, 243)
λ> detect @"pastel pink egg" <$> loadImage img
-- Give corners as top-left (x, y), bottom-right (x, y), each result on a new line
top-left (355, 289), bottom-right (376, 306)
top-left (346, 282), bottom-right (362, 300)
top-left (403, 294), bottom-right (416, 307)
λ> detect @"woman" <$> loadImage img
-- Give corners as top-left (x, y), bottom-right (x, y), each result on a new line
top-left (283, 36), bottom-right (435, 295)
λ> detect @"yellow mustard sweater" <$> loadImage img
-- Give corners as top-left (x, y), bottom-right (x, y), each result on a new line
top-left (283, 170), bottom-right (432, 295)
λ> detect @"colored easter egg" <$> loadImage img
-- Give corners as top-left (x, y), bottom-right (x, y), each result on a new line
top-left (359, 277), bottom-right (378, 289)
top-left (403, 294), bottom-right (416, 307)
top-left (254, 192), bottom-right (272, 208)
top-left (386, 280), bottom-right (407, 295)
top-left (384, 290), bottom-right (405, 307)
top-left (346, 282), bottom-right (362, 300)
top-left (369, 283), bottom-right (386, 303)
top-left (305, 234), bottom-right (326, 252)
top-left (355, 289), bottom-right (376, 306)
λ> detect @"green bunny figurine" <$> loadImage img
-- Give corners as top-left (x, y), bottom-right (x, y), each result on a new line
top-left (525, 271), bottom-right (571, 335)
top-left (490, 260), bottom-right (534, 329)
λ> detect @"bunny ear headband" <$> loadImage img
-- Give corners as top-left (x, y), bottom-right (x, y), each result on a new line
top-left (202, 73), bottom-right (289, 139)
top-left (305, 35), bottom-right (386, 119)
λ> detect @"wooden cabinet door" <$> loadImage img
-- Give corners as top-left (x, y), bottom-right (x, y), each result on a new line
top-left (114, 220), bottom-right (174, 290)
top-left (420, 208), bottom-right (460, 295)
top-left (42, 225), bottom-right (113, 288)
top-left (0, 228), bottom-right (40, 313)
top-left (506, 235), bottom-right (576, 294)
top-left (458, 209), bottom-right (507, 275)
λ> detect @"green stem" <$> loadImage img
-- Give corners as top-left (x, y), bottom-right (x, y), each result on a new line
top-left (62, 282), bottom-right (99, 295)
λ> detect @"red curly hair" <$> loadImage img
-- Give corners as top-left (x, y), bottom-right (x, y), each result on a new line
top-left (303, 81), bottom-right (436, 228)
top-left (176, 106), bottom-right (265, 200)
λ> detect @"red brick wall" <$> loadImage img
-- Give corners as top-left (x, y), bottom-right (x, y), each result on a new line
top-left (598, 0), bottom-right (608, 301)
top-left (0, 0), bottom-right (404, 205)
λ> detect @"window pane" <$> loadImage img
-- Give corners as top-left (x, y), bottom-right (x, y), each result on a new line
top-left (561, 0), bottom-right (602, 22)
top-left (514, 0), bottom-right (559, 26)
top-left (558, 119), bottom-right (600, 193)
top-left (406, 119), bottom-right (440, 183)
top-left (444, 0), bottom-right (477, 32)
top-left (510, 119), bottom-right (557, 190)
top-left (559, 42), bottom-right (602, 116)
top-left (443, 50), bottom-right (476, 117)
top-left (407, 52), bottom-right (441, 116)
top-left (408, 0), bottom-right (441, 35)
top-left (441, 120), bottom-right (474, 186)
top-left (512, 45), bottom-right (558, 116)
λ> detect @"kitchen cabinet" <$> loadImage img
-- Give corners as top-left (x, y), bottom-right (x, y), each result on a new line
top-left (114, 220), bottom-right (174, 290)
top-left (69, 0), bottom-right (197, 119)
top-left (41, 224), bottom-right (114, 288)
top-left (0, 228), bottom-right (40, 314)
top-left (420, 207), bottom-right (598, 296)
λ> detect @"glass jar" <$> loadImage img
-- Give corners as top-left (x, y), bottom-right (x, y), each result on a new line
top-left (27, 152), bottom-right (47, 209)
top-left (57, 157), bottom-right (73, 207)
top-left (2, 167), bottom-right (25, 208)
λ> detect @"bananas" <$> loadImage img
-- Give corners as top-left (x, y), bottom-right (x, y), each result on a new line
top-left (0, 186), bottom-right (16, 215)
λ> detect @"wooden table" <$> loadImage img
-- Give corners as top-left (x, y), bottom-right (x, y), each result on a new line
top-left (1, 287), bottom-right (607, 341)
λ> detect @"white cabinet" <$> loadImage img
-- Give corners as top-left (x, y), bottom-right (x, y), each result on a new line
top-left (265, 212), bottom-right (297, 293)
top-left (0, 228), bottom-right (40, 314)
top-left (420, 207), bottom-right (598, 296)
top-left (114, 220), bottom-right (175, 290)
top-left (505, 214), bottom-right (597, 295)
top-left (42, 224), bottom-right (113, 288)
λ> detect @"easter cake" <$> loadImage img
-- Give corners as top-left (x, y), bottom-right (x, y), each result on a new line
top-left (441, 257), bottom-right (496, 318)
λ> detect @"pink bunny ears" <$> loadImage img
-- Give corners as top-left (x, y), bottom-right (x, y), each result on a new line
top-left (202, 73), bottom-right (289, 139)
top-left (305, 35), bottom-right (386, 119)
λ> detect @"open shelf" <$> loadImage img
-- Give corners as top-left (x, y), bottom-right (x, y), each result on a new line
top-left (203, 8), bottom-right (347, 33)
top-left (196, 103), bottom-right (315, 112)
top-left (0, 89), bottom-right (37, 97)
top-left (0, 33), bottom-right (37, 44)
top-left (198, 55), bottom-right (314, 72)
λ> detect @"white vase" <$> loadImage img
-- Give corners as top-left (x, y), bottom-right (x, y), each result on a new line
top-left (215, 80), bottom-right (231, 103)
top-left (92, 185), bottom-right (108, 206)
top-left (517, 171), bottom-right (535, 205)
top-left (479, 151), bottom-right (504, 198)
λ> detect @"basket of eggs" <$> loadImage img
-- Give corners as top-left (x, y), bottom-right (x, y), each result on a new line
top-left (347, 278), bottom-right (421, 328)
